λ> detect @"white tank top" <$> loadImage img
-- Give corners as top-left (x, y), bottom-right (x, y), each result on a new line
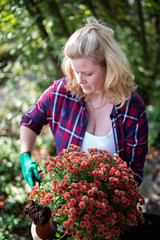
top-left (81, 129), bottom-right (116, 157)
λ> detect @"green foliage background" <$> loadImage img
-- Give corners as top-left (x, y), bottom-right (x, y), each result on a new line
top-left (0, 0), bottom-right (160, 239)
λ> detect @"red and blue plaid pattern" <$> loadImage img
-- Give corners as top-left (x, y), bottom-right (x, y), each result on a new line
top-left (21, 77), bottom-right (148, 185)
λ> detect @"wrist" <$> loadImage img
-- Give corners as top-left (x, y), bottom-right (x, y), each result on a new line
top-left (20, 152), bottom-right (31, 157)
top-left (20, 152), bottom-right (31, 163)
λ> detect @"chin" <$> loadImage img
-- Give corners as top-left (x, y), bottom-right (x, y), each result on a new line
top-left (82, 88), bottom-right (92, 94)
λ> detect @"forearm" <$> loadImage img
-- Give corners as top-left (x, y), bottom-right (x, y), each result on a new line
top-left (20, 126), bottom-right (37, 154)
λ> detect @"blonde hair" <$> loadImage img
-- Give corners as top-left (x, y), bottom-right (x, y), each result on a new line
top-left (61, 17), bottom-right (136, 107)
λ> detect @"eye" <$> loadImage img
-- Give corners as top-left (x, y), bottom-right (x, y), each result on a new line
top-left (84, 73), bottom-right (92, 76)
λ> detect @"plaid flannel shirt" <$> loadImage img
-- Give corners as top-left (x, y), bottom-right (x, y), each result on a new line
top-left (21, 77), bottom-right (148, 185)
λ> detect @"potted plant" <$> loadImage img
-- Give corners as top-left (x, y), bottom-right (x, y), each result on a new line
top-left (27, 145), bottom-right (145, 240)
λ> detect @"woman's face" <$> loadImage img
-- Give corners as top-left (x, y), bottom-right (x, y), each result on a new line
top-left (71, 57), bottom-right (106, 95)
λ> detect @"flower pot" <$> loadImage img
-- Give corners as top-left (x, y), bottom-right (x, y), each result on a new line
top-left (31, 218), bottom-right (56, 240)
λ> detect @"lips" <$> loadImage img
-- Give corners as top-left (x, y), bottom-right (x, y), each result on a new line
top-left (81, 85), bottom-right (90, 90)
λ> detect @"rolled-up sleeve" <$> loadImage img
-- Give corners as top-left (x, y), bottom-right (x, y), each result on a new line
top-left (112, 91), bottom-right (148, 186)
top-left (20, 87), bottom-right (52, 135)
top-left (126, 109), bottom-right (148, 185)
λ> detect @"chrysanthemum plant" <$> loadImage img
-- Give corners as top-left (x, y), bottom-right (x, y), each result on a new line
top-left (29, 144), bottom-right (145, 240)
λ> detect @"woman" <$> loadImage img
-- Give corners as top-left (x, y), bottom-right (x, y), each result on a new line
top-left (20, 17), bottom-right (148, 191)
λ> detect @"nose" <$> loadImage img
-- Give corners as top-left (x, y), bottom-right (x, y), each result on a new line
top-left (77, 73), bottom-right (85, 85)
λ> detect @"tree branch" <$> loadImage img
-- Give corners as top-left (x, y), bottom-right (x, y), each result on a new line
top-left (47, 0), bottom-right (70, 37)
top-left (153, 0), bottom-right (160, 72)
top-left (135, 0), bottom-right (148, 68)
top-left (25, 0), bottom-right (61, 75)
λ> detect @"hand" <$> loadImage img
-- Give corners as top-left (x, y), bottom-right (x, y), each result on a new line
top-left (20, 152), bottom-right (41, 189)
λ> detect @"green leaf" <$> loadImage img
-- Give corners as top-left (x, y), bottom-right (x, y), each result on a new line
top-left (55, 232), bottom-right (60, 238)
top-left (57, 224), bottom-right (64, 233)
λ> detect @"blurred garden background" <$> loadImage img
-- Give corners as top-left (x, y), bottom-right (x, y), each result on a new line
top-left (0, 0), bottom-right (160, 239)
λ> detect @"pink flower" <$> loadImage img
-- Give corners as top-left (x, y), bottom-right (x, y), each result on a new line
top-left (105, 232), bottom-right (112, 239)
top-left (83, 214), bottom-right (90, 220)
top-left (101, 202), bottom-right (106, 209)
top-left (98, 191), bottom-right (104, 197)
top-left (98, 230), bottom-right (104, 236)
top-left (44, 161), bottom-right (49, 166)
top-left (40, 199), bottom-right (46, 205)
top-left (81, 195), bottom-right (89, 202)
top-left (40, 190), bottom-right (45, 196)
top-left (89, 198), bottom-right (95, 206)
top-left (86, 237), bottom-right (91, 240)
top-left (63, 209), bottom-right (69, 215)
top-left (113, 197), bottom-right (119, 203)
top-left (95, 200), bottom-right (101, 208)
top-left (79, 201), bottom-right (86, 209)
top-left (75, 189), bottom-right (82, 197)
top-left (92, 187), bottom-right (98, 193)
top-left (72, 231), bottom-right (77, 237)
top-left (88, 190), bottom-right (94, 196)
top-left (70, 198), bottom-right (76, 206)
top-left (57, 209), bottom-right (63, 215)
top-left (32, 189), bottom-right (38, 195)
top-left (69, 207), bottom-right (76, 215)
top-left (72, 159), bottom-right (78, 164)
top-left (81, 185), bottom-right (87, 192)
top-left (95, 210), bottom-right (101, 217)
top-left (51, 179), bottom-right (58, 185)
top-left (63, 192), bottom-right (71, 201)
top-left (80, 165), bottom-right (85, 171)
top-left (66, 228), bottom-right (72, 235)
top-left (76, 196), bottom-right (82, 202)
top-left (45, 193), bottom-right (52, 199)
top-left (70, 189), bottom-right (76, 195)
top-left (76, 231), bottom-right (82, 238)
top-left (102, 175), bottom-right (107, 181)
top-left (115, 170), bottom-right (121, 177)
top-left (80, 221), bottom-right (86, 228)
top-left (94, 180), bottom-right (101, 187)
top-left (76, 208), bottom-right (82, 215)
top-left (57, 189), bottom-right (63, 195)
top-left (86, 220), bottom-right (91, 227)
top-left (121, 197), bottom-right (127, 204)
top-left (86, 226), bottom-right (92, 233)
top-left (86, 206), bottom-right (93, 214)
top-left (39, 172), bottom-right (44, 177)
top-left (92, 170), bottom-right (98, 175)
top-left (109, 169), bottom-right (115, 175)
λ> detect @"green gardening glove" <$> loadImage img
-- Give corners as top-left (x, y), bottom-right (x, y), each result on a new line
top-left (20, 152), bottom-right (41, 189)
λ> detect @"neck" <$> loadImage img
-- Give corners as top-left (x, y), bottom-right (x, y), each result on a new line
top-left (89, 92), bottom-right (107, 103)
top-left (88, 94), bottom-right (109, 113)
